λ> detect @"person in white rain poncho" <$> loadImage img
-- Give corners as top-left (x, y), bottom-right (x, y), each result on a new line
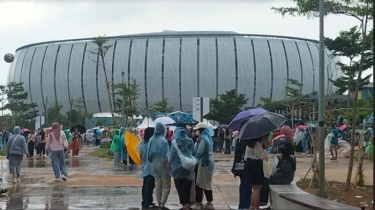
top-left (191, 123), bottom-right (215, 210)
top-left (147, 123), bottom-right (171, 210)
top-left (169, 124), bottom-right (195, 210)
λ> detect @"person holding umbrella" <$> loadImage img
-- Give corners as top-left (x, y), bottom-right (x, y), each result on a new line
top-left (238, 112), bottom-right (286, 210)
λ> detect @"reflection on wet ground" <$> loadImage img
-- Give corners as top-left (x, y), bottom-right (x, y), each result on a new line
top-left (1, 185), bottom-right (179, 210)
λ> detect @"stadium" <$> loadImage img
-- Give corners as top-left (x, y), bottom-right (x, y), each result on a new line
top-left (7, 31), bottom-right (339, 115)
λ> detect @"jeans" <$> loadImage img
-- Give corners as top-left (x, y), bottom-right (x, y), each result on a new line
top-left (0, 137), bottom-right (2, 150)
top-left (218, 139), bottom-right (224, 153)
top-left (113, 151), bottom-right (121, 165)
top-left (224, 139), bottom-right (231, 154)
top-left (142, 175), bottom-right (155, 207)
top-left (239, 176), bottom-right (251, 209)
top-left (302, 138), bottom-right (308, 153)
top-left (50, 150), bottom-right (67, 179)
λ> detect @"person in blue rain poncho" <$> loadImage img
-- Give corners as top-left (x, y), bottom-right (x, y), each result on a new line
top-left (147, 123), bottom-right (171, 210)
top-left (139, 127), bottom-right (157, 210)
top-left (169, 124), bottom-right (195, 210)
top-left (191, 123), bottom-right (215, 210)
top-left (119, 127), bottom-right (129, 165)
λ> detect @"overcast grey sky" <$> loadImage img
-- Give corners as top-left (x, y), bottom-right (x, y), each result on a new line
top-left (0, 0), bottom-right (372, 86)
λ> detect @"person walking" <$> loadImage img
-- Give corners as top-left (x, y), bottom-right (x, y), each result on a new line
top-left (224, 129), bottom-right (231, 154)
top-left (330, 126), bottom-right (339, 160)
top-left (170, 124), bottom-right (195, 210)
top-left (45, 123), bottom-right (69, 182)
top-left (7, 126), bottom-right (29, 184)
top-left (71, 128), bottom-right (81, 157)
top-left (148, 123), bottom-right (171, 210)
top-left (27, 130), bottom-right (36, 158)
top-left (192, 123), bottom-right (215, 210)
top-left (139, 127), bottom-right (157, 210)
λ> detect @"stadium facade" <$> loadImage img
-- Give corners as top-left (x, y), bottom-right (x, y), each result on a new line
top-left (7, 31), bottom-right (339, 115)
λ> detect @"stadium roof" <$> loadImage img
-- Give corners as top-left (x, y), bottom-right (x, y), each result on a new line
top-left (16, 30), bottom-right (319, 51)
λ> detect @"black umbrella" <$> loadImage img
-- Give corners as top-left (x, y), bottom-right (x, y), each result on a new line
top-left (217, 124), bottom-right (228, 130)
top-left (239, 112), bottom-right (287, 140)
top-left (70, 124), bottom-right (86, 134)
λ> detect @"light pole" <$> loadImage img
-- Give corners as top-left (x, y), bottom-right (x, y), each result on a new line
top-left (45, 97), bottom-right (49, 128)
top-left (318, 0), bottom-right (326, 198)
top-left (121, 72), bottom-right (125, 127)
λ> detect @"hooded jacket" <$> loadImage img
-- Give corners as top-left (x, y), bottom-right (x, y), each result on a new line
top-left (169, 127), bottom-right (195, 180)
top-left (110, 129), bottom-right (121, 152)
top-left (139, 127), bottom-right (156, 178)
top-left (194, 128), bottom-right (214, 176)
top-left (147, 123), bottom-right (169, 178)
top-left (64, 129), bottom-right (71, 143)
top-left (120, 128), bottom-right (128, 159)
top-left (7, 126), bottom-right (29, 158)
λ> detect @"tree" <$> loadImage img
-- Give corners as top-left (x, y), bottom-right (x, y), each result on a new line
top-left (91, 36), bottom-right (115, 125)
top-left (46, 103), bottom-right (68, 127)
top-left (151, 98), bottom-right (174, 116)
top-left (205, 89), bottom-right (248, 124)
top-left (0, 82), bottom-right (38, 126)
top-left (325, 27), bottom-right (373, 105)
top-left (272, 0), bottom-right (373, 190)
top-left (257, 97), bottom-right (286, 112)
top-left (112, 78), bottom-right (140, 126)
top-left (66, 109), bottom-right (79, 126)
top-left (73, 97), bottom-right (87, 125)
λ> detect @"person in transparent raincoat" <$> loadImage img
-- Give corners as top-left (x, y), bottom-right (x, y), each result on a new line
top-left (191, 123), bottom-right (215, 210)
top-left (147, 123), bottom-right (171, 210)
top-left (120, 127), bottom-right (129, 165)
top-left (169, 124), bottom-right (195, 210)
top-left (139, 127), bottom-right (157, 210)
top-left (110, 129), bottom-right (121, 165)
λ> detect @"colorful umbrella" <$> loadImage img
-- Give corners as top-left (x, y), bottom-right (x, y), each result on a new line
top-left (228, 108), bottom-right (267, 131)
top-left (125, 131), bottom-right (142, 165)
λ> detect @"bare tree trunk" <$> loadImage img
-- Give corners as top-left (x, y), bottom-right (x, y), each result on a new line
top-left (345, 13), bottom-right (369, 190)
top-left (100, 50), bottom-right (115, 125)
top-left (347, 60), bottom-right (352, 109)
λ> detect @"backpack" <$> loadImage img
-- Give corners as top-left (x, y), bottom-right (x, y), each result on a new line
top-left (231, 139), bottom-right (248, 177)
top-left (172, 140), bottom-right (196, 171)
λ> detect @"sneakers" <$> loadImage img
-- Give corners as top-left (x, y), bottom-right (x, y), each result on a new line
top-left (17, 178), bottom-right (21, 183)
top-left (13, 178), bottom-right (17, 183)
top-left (202, 203), bottom-right (214, 210)
top-left (53, 179), bottom-right (61, 182)
top-left (191, 204), bottom-right (202, 210)
top-left (62, 175), bottom-right (67, 181)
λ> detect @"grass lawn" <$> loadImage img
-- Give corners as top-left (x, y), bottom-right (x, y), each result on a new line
top-left (0, 146), bottom-right (6, 156)
top-left (88, 147), bottom-right (113, 158)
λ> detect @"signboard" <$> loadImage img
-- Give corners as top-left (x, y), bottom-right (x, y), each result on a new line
top-left (193, 97), bottom-right (210, 122)
top-left (35, 116), bottom-right (45, 130)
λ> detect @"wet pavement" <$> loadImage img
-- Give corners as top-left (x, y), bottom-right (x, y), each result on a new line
top-left (0, 147), bottom-right (371, 210)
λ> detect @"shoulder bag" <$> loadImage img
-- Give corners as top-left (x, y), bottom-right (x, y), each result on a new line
top-left (172, 140), bottom-right (196, 171)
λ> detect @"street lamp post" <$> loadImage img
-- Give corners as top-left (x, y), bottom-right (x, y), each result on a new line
top-left (45, 97), bottom-right (49, 128)
top-left (121, 72), bottom-right (125, 127)
top-left (318, 0), bottom-right (326, 198)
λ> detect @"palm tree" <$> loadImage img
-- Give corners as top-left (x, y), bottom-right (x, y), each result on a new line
top-left (91, 36), bottom-right (115, 125)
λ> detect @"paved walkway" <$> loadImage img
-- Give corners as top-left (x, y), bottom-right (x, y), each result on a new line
top-left (0, 147), bottom-right (371, 209)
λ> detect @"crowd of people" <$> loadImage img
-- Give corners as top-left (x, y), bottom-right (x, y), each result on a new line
top-left (5, 119), bottom-right (365, 210)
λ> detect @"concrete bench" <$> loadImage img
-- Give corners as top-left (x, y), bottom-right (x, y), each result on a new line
top-left (269, 183), bottom-right (358, 210)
